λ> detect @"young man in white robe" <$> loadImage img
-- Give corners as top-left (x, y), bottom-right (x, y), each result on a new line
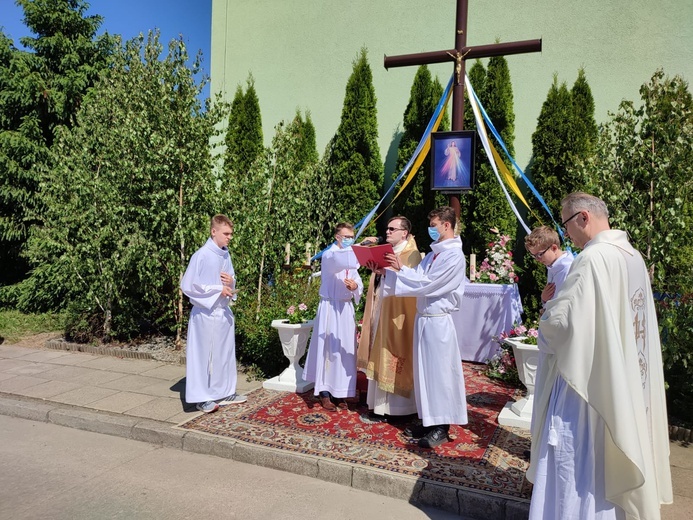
top-left (303, 223), bottom-right (363, 411)
top-left (375, 206), bottom-right (468, 448)
top-left (181, 215), bottom-right (247, 413)
top-left (528, 193), bottom-right (672, 520)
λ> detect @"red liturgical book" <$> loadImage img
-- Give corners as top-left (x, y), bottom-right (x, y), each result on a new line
top-left (351, 244), bottom-right (395, 269)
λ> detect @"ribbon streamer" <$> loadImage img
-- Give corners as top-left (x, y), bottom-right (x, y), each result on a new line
top-left (465, 75), bottom-right (531, 235)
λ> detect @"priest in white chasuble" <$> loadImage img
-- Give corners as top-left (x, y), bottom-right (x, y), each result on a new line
top-left (376, 206), bottom-right (468, 449)
top-left (528, 192), bottom-right (672, 520)
top-left (357, 216), bottom-right (421, 419)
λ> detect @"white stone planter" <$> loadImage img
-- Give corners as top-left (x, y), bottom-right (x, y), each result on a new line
top-left (262, 319), bottom-right (315, 393)
top-left (497, 337), bottom-right (539, 429)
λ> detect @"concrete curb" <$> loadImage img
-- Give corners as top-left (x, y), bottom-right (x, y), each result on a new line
top-left (41, 339), bottom-right (692, 442)
top-left (0, 393), bottom-right (530, 519)
top-left (45, 339), bottom-right (187, 365)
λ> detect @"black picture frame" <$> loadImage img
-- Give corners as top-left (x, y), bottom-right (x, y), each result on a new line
top-left (430, 130), bottom-right (476, 192)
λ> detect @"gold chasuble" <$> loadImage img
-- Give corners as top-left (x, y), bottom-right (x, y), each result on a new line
top-left (357, 236), bottom-right (421, 397)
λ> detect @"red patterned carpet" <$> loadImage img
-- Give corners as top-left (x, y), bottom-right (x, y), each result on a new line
top-left (177, 363), bottom-right (533, 499)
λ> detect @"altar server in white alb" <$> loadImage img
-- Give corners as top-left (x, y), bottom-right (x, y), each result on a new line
top-left (379, 206), bottom-right (467, 448)
top-left (528, 193), bottom-right (672, 520)
top-left (304, 222), bottom-right (363, 412)
top-left (181, 214), bottom-right (247, 414)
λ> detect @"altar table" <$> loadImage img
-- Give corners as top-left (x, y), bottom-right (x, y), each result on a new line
top-left (453, 283), bottom-right (523, 363)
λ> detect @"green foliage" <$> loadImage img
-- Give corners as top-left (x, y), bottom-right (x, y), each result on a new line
top-left (0, 0), bottom-right (115, 284)
top-left (460, 57), bottom-right (516, 256)
top-left (225, 110), bottom-right (323, 325)
top-left (519, 70), bottom-right (598, 320)
top-left (234, 267), bottom-right (320, 378)
top-left (577, 69), bottom-right (693, 424)
top-left (324, 48), bottom-right (382, 226)
top-left (656, 295), bottom-right (693, 426)
top-left (391, 66), bottom-right (448, 248)
top-left (21, 32), bottom-right (225, 343)
top-left (581, 70), bottom-right (693, 293)
top-left (0, 309), bottom-right (65, 344)
top-left (224, 75), bottom-right (263, 179)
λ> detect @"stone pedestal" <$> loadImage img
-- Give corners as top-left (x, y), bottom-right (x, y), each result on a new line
top-left (263, 319), bottom-right (314, 393)
top-left (498, 337), bottom-right (539, 429)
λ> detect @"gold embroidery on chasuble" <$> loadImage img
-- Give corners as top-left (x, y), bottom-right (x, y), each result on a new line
top-left (362, 236), bottom-right (421, 398)
top-left (631, 287), bottom-right (648, 389)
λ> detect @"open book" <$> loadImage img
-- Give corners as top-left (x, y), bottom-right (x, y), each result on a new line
top-left (351, 244), bottom-right (395, 269)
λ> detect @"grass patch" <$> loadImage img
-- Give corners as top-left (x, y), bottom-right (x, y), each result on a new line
top-left (0, 310), bottom-right (65, 344)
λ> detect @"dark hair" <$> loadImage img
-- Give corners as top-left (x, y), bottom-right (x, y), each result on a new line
top-left (388, 215), bottom-right (412, 234)
top-left (427, 206), bottom-right (456, 227)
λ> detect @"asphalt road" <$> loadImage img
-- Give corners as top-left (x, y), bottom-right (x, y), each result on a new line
top-left (0, 415), bottom-right (460, 520)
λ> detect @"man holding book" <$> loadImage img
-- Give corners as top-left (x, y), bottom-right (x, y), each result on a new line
top-left (357, 216), bottom-right (421, 421)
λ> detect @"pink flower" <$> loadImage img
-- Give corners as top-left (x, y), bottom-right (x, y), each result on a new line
top-left (489, 273), bottom-right (498, 281)
top-left (287, 306), bottom-right (296, 315)
top-left (528, 328), bottom-right (539, 338)
top-left (298, 303), bottom-right (308, 311)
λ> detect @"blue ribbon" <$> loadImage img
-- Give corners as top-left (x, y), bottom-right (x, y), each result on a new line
top-left (467, 81), bottom-right (566, 242)
top-left (311, 75), bottom-right (455, 261)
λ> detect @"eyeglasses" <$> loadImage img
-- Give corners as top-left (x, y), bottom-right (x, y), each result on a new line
top-left (561, 211), bottom-right (582, 228)
top-left (338, 235), bottom-right (354, 240)
top-left (386, 227), bottom-right (405, 232)
top-left (531, 245), bottom-right (552, 260)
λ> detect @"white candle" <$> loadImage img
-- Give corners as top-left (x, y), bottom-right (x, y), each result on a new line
top-left (470, 253), bottom-right (476, 280)
top-left (305, 242), bottom-right (312, 266)
top-left (284, 242), bottom-right (291, 265)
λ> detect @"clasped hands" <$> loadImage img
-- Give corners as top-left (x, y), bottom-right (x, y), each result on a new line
top-left (221, 272), bottom-right (238, 298)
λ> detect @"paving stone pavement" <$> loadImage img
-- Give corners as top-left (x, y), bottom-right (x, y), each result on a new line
top-left (0, 342), bottom-right (690, 519)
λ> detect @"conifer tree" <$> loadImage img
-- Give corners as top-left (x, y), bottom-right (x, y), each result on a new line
top-left (324, 48), bottom-right (382, 226)
top-left (528, 77), bottom-right (577, 219)
top-left (462, 56), bottom-right (517, 256)
top-left (459, 60), bottom-right (486, 241)
top-left (0, 0), bottom-right (114, 287)
top-left (570, 68), bottom-right (598, 179)
top-left (391, 66), bottom-right (448, 248)
top-left (519, 71), bottom-right (598, 320)
top-left (224, 75), bottom-right (263, 177)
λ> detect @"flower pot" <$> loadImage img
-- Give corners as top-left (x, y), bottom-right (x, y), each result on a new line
top-left (497, 337), bottom-right (540, 429)
top-left (262, 319), bottom-right (315, 392)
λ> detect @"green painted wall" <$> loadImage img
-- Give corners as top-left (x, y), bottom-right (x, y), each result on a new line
top-left (211, 0), bottom-right (692, 171)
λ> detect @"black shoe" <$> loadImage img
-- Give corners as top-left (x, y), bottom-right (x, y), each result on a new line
top-left (418, 426), bottom-right (449, 448)
top-left (366, 411), bottom-right (387, 422)
top-left (403, 423), bottom-right (432, 438)
top-left (385, 413), bottom-right (417, 425)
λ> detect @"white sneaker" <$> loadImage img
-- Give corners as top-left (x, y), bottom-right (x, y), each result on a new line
top-left (196, 400), bottom-right (219, 413)
top-left (220, 393), bottom-right (247, 405)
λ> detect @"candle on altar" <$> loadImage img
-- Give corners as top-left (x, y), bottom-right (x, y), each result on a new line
top-left (305, 242), bottom-right (312, 266)
top-left (284, 242), bottom-right (291, 265)
top-left (469, 253), bottom-right (476, 280)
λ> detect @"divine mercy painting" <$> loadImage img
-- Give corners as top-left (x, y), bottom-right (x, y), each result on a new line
top-left (431, 131), bottom-right (475, 191)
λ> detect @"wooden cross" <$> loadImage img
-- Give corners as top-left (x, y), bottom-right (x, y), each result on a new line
top-left (384, 0), bottom-right (542, 218)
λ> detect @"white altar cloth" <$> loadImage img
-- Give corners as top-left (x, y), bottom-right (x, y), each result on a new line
top-left (453, 283), bottom-right (523, 362)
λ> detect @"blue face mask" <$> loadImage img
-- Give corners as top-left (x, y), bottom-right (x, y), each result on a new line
top-left (341, 238), bottom-right (355, 248)
top-left (428, 226), bottom-right (440, 241)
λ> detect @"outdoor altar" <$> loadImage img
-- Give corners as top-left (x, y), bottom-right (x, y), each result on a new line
top-left (454, 284), bottom-right (523, 362)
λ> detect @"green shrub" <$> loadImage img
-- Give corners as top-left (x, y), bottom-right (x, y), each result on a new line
top-left (234, 266), bottom-right (320, 378)
top-left (656, 293), bottom-right (693, 427)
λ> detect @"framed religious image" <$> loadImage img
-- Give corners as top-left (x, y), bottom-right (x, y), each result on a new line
top-left (430, 130), bottom-right (476, 192)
